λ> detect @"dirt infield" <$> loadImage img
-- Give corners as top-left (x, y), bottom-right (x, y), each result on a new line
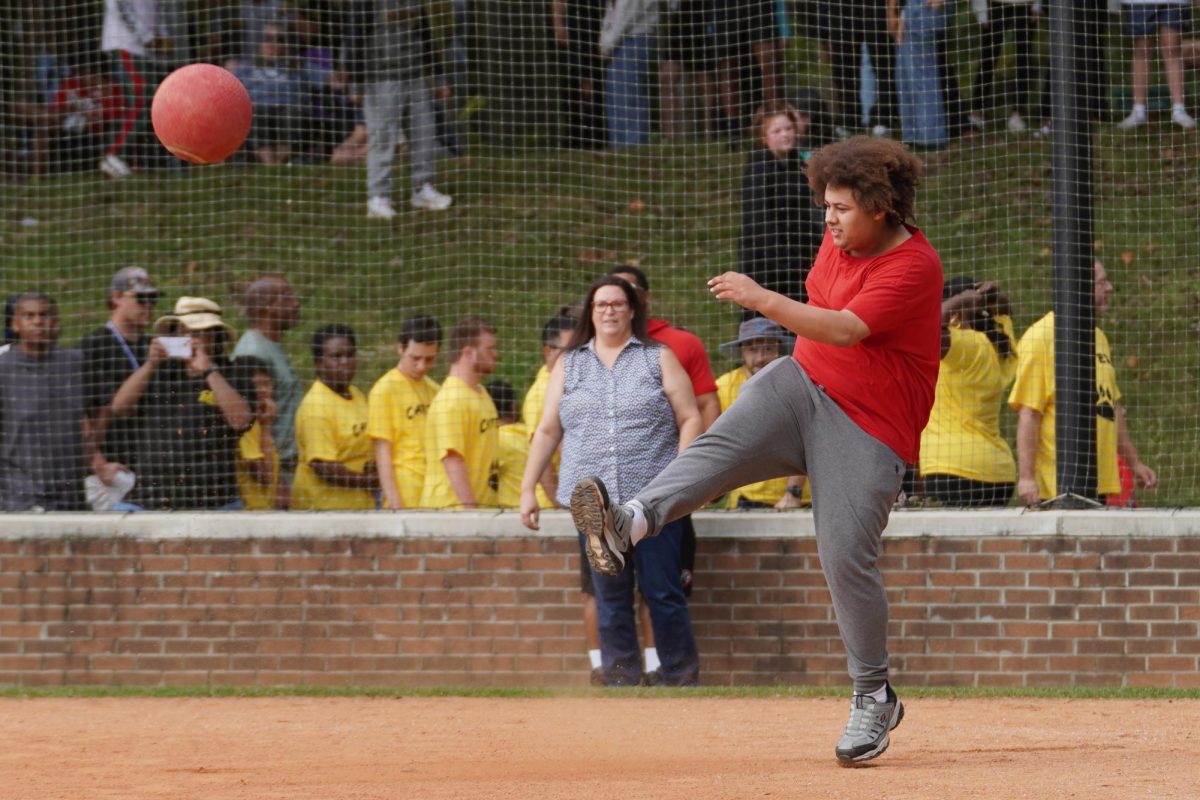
top-left (0, 695), bottom-right (1195, 799)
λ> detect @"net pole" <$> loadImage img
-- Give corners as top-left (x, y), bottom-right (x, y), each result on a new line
top-left (1048, 0), bottom-right (1098, 506)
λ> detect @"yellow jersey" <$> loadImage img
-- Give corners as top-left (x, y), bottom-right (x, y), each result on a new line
top-left (292, 381), bottom-right (376, 510)
top-left (920, 316), bottom-right (1017, 483)
top-left (495, 422), bottom-right (529, 509)
top-left (1008, 312), bottom-right (1121, 499)
top-left (419, 375), bottom-right (500, 509)
top-left (236, 421), bottom-right (279, 511)
top-left (367, 368), bottom-right (439, 508)
top-left (521, 365), bottom-right (557, 509)
top-left (715, 366), bottom-right (805, 507)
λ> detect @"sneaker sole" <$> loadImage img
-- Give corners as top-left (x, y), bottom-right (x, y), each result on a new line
top-left (836, 700), bottom-right (905, 767)
top-left (570, 477), bottom-right (625, 577)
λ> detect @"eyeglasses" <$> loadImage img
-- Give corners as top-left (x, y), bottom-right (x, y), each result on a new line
top-left (130, 293), bottom-right (158, 306)
top-left (593, 300), bottom-right (630, 313)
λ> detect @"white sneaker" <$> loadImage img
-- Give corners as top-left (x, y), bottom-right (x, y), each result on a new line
top-left (1172, 107), bottom-right (1196, 130)
top-left (834, 125), bottom-right (852, 141)
top-left (366, 196), bottom-right (396, 220)
top-left (411, 183), bottom-right (452, 211)
top-left (99, 154), bottom-right (132, 179)
top-left (1117, 109), bottom-right (1148, 130)
top-left (968, 112), bottom-right (985, 132)
top-left (871, 124), bottom-right (890, 138)
top-left (1007, 112), bottom-right (1027, 133)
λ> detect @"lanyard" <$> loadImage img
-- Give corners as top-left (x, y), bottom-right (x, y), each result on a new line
top-left (106, 321), bottom-right (140, 370)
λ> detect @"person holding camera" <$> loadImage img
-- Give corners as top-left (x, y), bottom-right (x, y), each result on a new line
top-left (109, 296), bottom-right (253, 510)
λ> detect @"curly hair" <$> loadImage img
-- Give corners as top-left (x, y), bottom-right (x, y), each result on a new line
top-left (806, 136), bottom-right (923, 226)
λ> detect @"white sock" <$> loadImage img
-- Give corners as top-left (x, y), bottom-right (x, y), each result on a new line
top-left (1132, 103), bottom-right (1147, 117)
top-left (588, 649), bottom-right (601, 669)
top-left (626, 500), bottom-right (648, 544)
top-left (643, 647), bottom-right (661, 672)
top-left (862, 684), bottom-right (889, 703)
top-left (1174, 103), bottom-right (1188, 114)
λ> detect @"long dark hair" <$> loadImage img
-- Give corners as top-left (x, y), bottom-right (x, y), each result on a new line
top-left (944, 276), bottom-right (1012, 359)
top-left (565, 275), bottom-right (648, 351)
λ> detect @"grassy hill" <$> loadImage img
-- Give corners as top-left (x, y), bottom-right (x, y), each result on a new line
top-left (2, 124), bottom-right (1197, 505)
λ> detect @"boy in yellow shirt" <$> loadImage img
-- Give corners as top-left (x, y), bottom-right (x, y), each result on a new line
top-left (292, 324), bottom-right (378, 510)
top-left (368, 316), bottom-right (441, 509)
top-left (420, 318), bottom-right (500, 509)
top-left (233, 356), bottom-right (280, 510)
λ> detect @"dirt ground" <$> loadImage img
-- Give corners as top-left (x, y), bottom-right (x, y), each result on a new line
top-left (0, 696), bottom-right (1195, 800)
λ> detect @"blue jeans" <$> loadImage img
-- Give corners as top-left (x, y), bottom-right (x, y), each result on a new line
top-left (605, 34), bottom-right (656, 147)
top-left (897, 2), bottom-right (948, 146)
top-left (586, 519), bottom-right (700, 686)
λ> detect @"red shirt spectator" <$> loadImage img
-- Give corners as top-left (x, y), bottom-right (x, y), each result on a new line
top-left (647, 319), bottom-right (718, 397)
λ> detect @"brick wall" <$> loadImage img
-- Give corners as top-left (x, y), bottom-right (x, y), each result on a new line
top-left (0, 511), bottom-right (1197, 688)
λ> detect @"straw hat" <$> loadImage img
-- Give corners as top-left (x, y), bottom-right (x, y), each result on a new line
top-left (153, 296), bottom-right (236, 341)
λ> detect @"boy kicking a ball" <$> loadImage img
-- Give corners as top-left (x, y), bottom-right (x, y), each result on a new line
top-left (571, 136), bottom-right (943, 765)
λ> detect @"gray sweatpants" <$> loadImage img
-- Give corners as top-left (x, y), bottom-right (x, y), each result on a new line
top-left (634, 357), bottom-right (905, 693)
top-left (363, 77), bottom-right (438, 200)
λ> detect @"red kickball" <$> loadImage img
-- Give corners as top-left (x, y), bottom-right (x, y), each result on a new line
top-left (151, 63), bottom-right (253, 165)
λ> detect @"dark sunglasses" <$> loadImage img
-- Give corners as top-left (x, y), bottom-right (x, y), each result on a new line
top-left (133, 293), bottom-right (159, 306)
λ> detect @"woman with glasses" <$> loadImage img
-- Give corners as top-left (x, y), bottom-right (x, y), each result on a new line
top-left (519, 275), bottom-right (702, 686)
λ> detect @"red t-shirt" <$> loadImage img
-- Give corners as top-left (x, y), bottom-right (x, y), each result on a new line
top-left (793, 227), bottom-right (943, 462)
top-left (647, 319), bottom-right (719, 396)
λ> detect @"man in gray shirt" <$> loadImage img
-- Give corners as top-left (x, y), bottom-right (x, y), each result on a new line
top-left (0, 292), bottom-right (104, 511)
top-left (232, 275), bottom-right (302, 508)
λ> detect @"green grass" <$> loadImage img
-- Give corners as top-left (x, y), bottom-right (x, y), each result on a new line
top-left (1, 684), bottom-right (1196, 700)
top-left (2, 119), bottom-right (1198, 504)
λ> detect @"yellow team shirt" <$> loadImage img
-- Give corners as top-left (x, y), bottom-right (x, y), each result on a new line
top-left (495, 422), bottom-right (529, 509)
top-left (367, 368), bottom-right (439, 507)
top-left (419, 375), bottom-right (500, 509)
top-left (521, 365), bottom-right (557, 509)
top-left (1008, 312), bottom-right (1122, 499)
top-left (292, 381), bottom-right (376, 510)
top-left (920, 315), bottom-right (1018, 483)
top-left (715, 366), bottom-right (806, 507)
top-left (236, 421), bottom-right (279, 511)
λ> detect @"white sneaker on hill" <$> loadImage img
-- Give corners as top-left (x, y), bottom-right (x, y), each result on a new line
top-left (367, 196), bottom-right (397, 220)
top-left (411, 183), bottom-right (452, 211)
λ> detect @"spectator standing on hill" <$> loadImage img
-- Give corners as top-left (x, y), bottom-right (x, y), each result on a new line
top-left (890, 0), bottom-right (949, 149)
top-left (739, 102), bottom-right (823, 310)
top-left (521, 276), bottom-right (702, 687)
top-left (920, 277), bottom-right (1017, 506)
top-left (343, 0), bottom-right (454, 219)
top-left (571, 138), bottom-right (942, 763)
top-left (714, 0), bottom-right (784, 136)
top-left (1117, 0), bottom-right (1195, 130)
top-left (80, 267), bottom-right (161, 511)
top-left (600, 0), bottom-right (659, 147)
top-left (419, 318), bottom-right (500, 509)
top-left (553, 0), bottom-right (608, 147)
top-left (825, 0), bottom-right (898, 137)
top-left (233, 275), bottom-right (302, 509)
top-left (99, 0), bottom-right (179, 178)
top-left (0, 292), bottom-right (107, 512)
top-left (292, 324), bottom-right (378, 510)
top-left (714, 317), bottom-right (806, 509)
top-left (1009, 260), bottom-right (1158, 505)
top-left (232, 355), bottom-right (279, 511)
top-left (967, 0), bottom-right (1041, 133)
top-left (657, 0), bottom-right (716, 141)
top-left (110, 297), bottom-right (253, 510)
top-left (486, 380), bottom-right (527, 509)
top-left (368, 315), bottom-right (442, 509)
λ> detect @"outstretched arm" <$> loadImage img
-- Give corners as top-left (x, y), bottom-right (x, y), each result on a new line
top-left (708, 272), bottom-right (870, 347)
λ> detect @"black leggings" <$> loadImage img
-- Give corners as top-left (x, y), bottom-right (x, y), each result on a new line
top-left (923, 474), bottom-right (1014, 507)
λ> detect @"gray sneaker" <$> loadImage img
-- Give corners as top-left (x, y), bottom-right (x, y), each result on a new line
top-left (569, 477), bottom-right (631, 576)
top-left (835, 685), bottom-right (904, 765)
